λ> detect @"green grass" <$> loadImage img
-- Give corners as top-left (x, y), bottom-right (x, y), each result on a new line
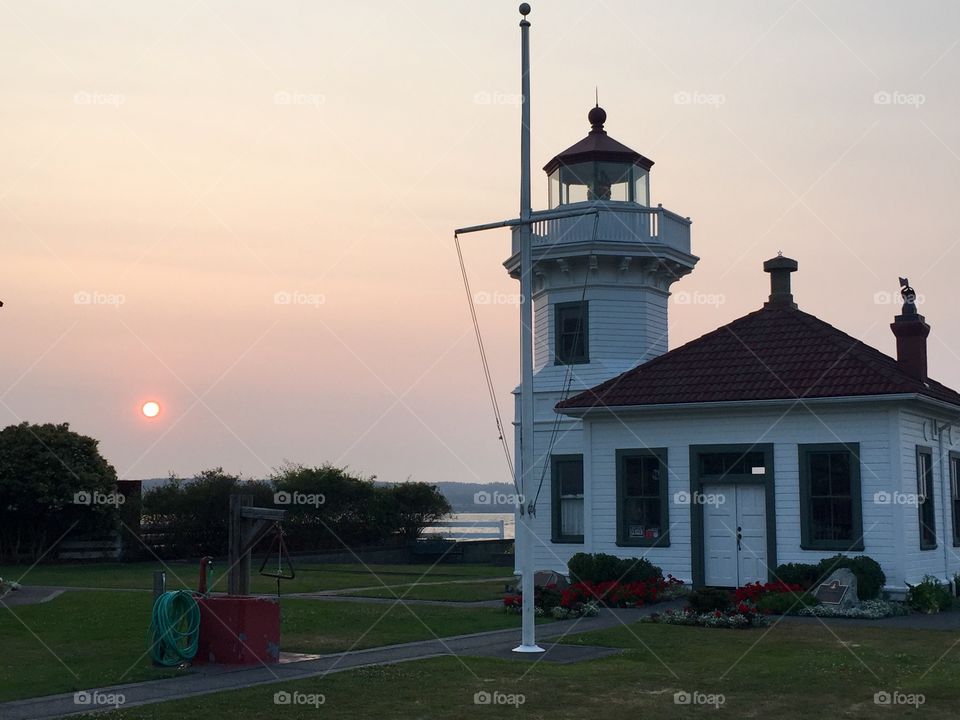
top-left (0, 561), bottom-right (511, 595)
top-left (0, 589), bottom-right (525, 702)
top-left (281, 598), bottom-right (538, 653)
top-left (76, 623), bottom-right (960, 719)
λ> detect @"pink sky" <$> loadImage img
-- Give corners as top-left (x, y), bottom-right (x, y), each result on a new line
top-left (2, 0), bottom-right (959, 485)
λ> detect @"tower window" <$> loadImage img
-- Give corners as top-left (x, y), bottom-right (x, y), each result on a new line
top-left (555, 301), bottom-right (588, 365)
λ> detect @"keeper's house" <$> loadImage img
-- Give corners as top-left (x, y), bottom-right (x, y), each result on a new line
top-left (548, 260), bottom-right (960, 594)
top-left (512, 107), bottom-right (960, 595)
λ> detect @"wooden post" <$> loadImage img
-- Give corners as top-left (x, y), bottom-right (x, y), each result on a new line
top-left (228, 494), bottom-right (252, 596)
top-left (152, 570), bottom-right (165, 601)
top-left (227, 494), bottom-right (286, 596)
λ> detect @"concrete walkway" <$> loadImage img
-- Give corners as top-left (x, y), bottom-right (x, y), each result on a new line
top-left (0, 606), bottom-right (665, 720)
top-left (4, 584), bottom-right (505, 609)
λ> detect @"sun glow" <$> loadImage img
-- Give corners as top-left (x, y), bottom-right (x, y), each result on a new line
top-left (141, 401), bottom-right (161, 418)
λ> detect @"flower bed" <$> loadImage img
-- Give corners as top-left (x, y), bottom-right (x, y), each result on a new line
top-left (503, 576), bottom-right (685, 618)
top-left (797, 600), bottom-right (909, 619)
top-left (560, 576), bottom-right (685, 609)
top-left (645, 605), bottom-right (769, 629)
top-left (734, 580), bottom-right (805, 604)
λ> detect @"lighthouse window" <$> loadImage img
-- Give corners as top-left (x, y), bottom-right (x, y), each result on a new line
top-left (616, 449), bottom-right (669, 547)
top-left (551, 455), bottom-right (584, 543)
top-left (555, 302), bottom-right (589, 365)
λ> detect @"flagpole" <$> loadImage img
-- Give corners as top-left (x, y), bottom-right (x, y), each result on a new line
top-left (513, 1), bottom-right (543, 654)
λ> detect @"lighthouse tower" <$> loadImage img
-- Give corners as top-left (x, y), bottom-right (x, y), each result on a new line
top-left (504, 106), bottom-right (698, 569)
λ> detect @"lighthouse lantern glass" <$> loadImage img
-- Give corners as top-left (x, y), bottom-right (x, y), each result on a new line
top-left (548, 162), bottom-right (648, 208)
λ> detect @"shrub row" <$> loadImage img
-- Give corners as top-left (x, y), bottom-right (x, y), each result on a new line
top-left (567, 552), bottom-right (663, 584)
top-left (774, 555), bottom-right (885, 600)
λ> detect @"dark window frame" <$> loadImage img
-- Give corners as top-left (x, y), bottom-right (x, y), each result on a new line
top-left (616, 448), bottom-right (669, 548)
top-left (917, 446), bottom-right (937, 551)
top-left (951, 452), bottom-right (960, 548)
top-left (799, 443), bottom-right (864, 552)
top-left (554, 301), bottom-right (589, 365)
top-left (551, 454), bottom-right (584, 544)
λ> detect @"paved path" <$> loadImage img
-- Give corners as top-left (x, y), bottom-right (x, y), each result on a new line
top-left (0, 606), bottom-right (666, 720)
top-left (0, 587), bottom-right (64, 608)
top-left (4, 584), bottom-right (506, 608)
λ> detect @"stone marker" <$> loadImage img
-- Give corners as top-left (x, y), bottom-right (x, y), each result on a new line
top-left (534, 570), bottom-right (570, 589)
top-left (814, 568), bottom-right (858, 610)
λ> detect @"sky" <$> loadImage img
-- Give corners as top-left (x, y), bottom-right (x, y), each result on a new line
top-left (2, 0), bottom-right (959, 486)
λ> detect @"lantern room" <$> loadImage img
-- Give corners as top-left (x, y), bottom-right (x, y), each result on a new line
top-left (544, 106), bottom-right (653, 208)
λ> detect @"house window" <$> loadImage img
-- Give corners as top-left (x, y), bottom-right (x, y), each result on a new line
top-left (918, 447), bottom-right (937, 550)
top-left (617, 449), bottom-right (669, 547)
top-left (799, 443), bottom-right (863, 551)
top-left (551, 455), bottom-right (584, 543)
top-left (951, 453), bottom-right (960, 547)
top-left (555, 302), bottom-right (588, 365)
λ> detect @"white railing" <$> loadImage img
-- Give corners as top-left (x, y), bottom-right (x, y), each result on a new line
top-left (512, 202), bottom-right (691, 256)
top-left (423, 520), bottom-right (506, 541)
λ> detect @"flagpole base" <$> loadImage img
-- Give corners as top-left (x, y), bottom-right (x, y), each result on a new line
top-left (511, 644), bottom-right (545, 653)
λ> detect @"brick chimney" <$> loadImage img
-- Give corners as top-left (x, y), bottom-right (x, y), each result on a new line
top-left (890, 278), bottom-right (930, 383)
top-left (763, 254), bottom-right (798, 308)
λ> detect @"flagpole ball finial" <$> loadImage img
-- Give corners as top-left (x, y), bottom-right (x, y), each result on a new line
top-left (519, 3), bottom-right (531, 16)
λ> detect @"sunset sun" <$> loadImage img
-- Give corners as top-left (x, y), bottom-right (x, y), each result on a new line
top-left (141, 401), bottom-right (161, 419)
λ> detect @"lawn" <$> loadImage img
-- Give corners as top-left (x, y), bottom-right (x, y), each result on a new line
top-left (0, 561), bottom-right (511, 596)
top-left (0, 589), bottom-right (526, 702)
top-left (73, 622), bottom-right (960, 719)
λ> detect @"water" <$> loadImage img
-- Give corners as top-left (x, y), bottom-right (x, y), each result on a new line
top-left (425, 512), bottom-right (515, 541)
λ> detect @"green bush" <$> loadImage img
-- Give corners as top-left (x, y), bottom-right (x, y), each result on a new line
top-left (815, 555), bottom-right (885, 600)
top-left (534, 585), bottom-right (563, 611)
top-left (756, 591), bottom-right (817, 615)
top-left (567, 553), bottom-right (663, 584)
top-left (774, 563), bottom-right (821, 590)
top-left (686, 587), bottom-right (733, 613)
top-left (906, 576), bottom-right (953, 614)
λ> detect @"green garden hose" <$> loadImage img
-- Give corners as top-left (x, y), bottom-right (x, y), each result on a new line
top-left (149, 590), bottom-right (201, 666)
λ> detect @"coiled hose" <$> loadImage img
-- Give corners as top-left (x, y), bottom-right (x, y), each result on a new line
top-left (149, 590), bottom-right (201, 666)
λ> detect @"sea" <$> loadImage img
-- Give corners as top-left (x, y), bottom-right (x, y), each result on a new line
top-left (427, 512), bottom-right (515, 541)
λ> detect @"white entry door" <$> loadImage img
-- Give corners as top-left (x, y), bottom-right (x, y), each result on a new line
top-left (702, 484), bottom-right (768, 587)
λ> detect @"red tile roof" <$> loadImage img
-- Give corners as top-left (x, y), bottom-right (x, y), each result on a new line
top-left (557, 304), bottom-right (960, 411)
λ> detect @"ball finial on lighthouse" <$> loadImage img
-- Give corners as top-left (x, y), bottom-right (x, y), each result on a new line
top-left (519, 3), bottom-right (531, 16)
top-left (588, 105), bottom-right (607, 132)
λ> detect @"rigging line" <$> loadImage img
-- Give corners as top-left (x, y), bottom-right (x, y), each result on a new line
top-left (454, 232), bottom-right (519, 493)
top-left (529, 211), bottom-right (599, 510)
top-left (531, 249), bottom-right (592, 511)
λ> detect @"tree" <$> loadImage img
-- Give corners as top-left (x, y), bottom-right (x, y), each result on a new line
top-left (271, 463), bottom-right (388, 551)
top-left (0, 422), bottom-right (119, 562)
top-left (385, 482), bottom-right (451, 542)
top-left (141, 469), bottom-right (273, 558)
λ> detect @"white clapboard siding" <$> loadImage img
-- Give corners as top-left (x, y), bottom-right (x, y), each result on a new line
top-left (898, 407), bottom-right (960, 585)
top-left (527, 402), bottom-right (929, 590)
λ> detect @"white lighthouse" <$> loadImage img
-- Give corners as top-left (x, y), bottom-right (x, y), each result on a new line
top-left (503, 105), bottom-right (698, 571)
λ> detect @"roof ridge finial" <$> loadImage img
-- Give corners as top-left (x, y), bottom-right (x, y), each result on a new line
top-left (588, 102), bottom-right (606, 134)
top-left (595, 86), bottom-right (599, 107)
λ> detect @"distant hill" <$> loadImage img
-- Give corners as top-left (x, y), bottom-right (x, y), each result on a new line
top-left (428, 482), bottom-right (518, 513)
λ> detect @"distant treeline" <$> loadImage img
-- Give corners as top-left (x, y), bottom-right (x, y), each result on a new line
top-left (0, 421), bottom-right (451, 563)
top-left (137, 478), bottom-right (518, 514)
